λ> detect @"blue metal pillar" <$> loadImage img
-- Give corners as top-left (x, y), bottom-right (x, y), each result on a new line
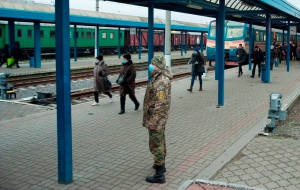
top-left (74, 25), bottom-right (77, 62)
top-left (265, 14), bottom-right (271, 83)
top-left (180, 31), bottom-right (183, 56)
top-left (34, 21), bottom-right (41, 68)
top-left (217, 0), bottom-right (225, 106)
top-left (215, 16), bottom-right (219, 80)
top-left (248, 23), bottom-right (253, 70)
top-left (200, 32), bottom-right (204, 53)
top-left (185, 31), bottom-right (187, 54)
top-left (55, 0), bottom-right (73, 184)
top-left (287, 22), bottom-right (290, 72)
top-left (118, 27), bottom-right (121, 59)
top-left (138, 28), bottom-right (141, 59)
top-left (148, 3), bottom-right (154, 81)
top-left (96, 25), bottom-right (100, 56)
top-left (282, 29), bottom-right (285, 53)
top-left (8, 20), bottom-right (15, 54)
top-left (163, 29), bottom-right (165, 55)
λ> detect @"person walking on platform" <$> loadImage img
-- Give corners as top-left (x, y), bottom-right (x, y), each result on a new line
top-left (9, 41), bottom-right (22, 68)
top-left (236, 44), bottom-right (247, 77)
top-left (0, 44), bottom-right (10, 67)
top-left (143, 56), bottom-right (173, 184)
top-left (297, 45), bottom-right (300, 65)
top-left (92, 55), bottom-right (113, 106)
top-left (270, 45), bottom-right (275, 70)
top-left (250, 46), bottom-right (264, 78)
top-left (274, 45), bottom-right (282, 67)
top-left (187, 47), bottom-right (205, 92)
top-left (116, 54), bottom-right (140, 114)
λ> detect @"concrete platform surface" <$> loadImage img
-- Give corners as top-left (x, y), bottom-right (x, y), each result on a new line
top-left (0, 61), bottom-right (300, 190)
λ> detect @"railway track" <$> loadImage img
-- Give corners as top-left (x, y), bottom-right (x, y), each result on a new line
top-left (24, 71), bottom-right (191, 106)
top-left (8, 58), bottom-right (190, 88)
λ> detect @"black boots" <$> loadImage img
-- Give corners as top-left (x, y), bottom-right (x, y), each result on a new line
top-left (187, 86), bottom-right (193, 92)
top-left (152, 163), bottom-right (166, 173)
top-left (119, 110), bottom-right (125, 114)
top-left (135, 103), bottom-right (140, 110)
top-left (146, 164), bottom-right (166, 184)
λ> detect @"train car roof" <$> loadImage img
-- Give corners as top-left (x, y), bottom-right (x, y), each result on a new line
top-left (0, 0), bottom-right (208, 32)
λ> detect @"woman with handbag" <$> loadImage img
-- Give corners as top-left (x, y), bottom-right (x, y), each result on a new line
top-left (92, 55), bottom-right (113, 106)
top-left (116, 54), bottom-right (140, 114)
top-left (187, 47), bottom-right (205, 92)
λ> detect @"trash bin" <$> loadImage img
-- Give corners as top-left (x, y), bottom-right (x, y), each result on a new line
top-left (261, 63), bottom-right (267, 82)
top-left (29, 57), bottom-right (35, 67)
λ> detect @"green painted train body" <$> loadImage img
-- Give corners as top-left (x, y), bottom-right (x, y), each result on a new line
top-left (0, 23), bottom-right (125, 51)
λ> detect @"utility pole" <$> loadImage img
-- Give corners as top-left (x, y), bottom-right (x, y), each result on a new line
top-left (95, 0), bottom-right (99, 56)
top-left (164, 11), bottom-right (171, 68)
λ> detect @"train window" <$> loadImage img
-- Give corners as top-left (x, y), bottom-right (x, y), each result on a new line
top-left (255, 31), bottom-right (259, 41)
top-left (87, 32), bottom-right (92, 39)
top-left (17, 29), bottom-right (22, 37)
top-left (28, 29), bottom-right (32, 38)
top-left (259, 31), bottom-right (264, 41)
top-left (50, 30), bottom-right (55, 38)
top-left (263, 33), bottom-right (266, 41)
top-left (226, 27), bottom-right (243, 38)
top-left (209, 26), bottom-right (216, 37)
top-left (246, 28), bottom-right (249, 38)
top-left (81, 32), bottom-right (84, 39)
top-left (110, 32), bottom-right (114, 39)
top-left (40, 30), bottom-right (44, 38)
top-left (102, 33), bottom-right (107, 39)
top-left (0, 28), bottom-right (2, 38)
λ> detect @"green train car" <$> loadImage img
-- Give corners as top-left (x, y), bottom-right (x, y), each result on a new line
top-left (0, 22), bottom-right (126, 58)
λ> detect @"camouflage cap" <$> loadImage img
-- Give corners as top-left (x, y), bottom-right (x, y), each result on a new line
top-left (151, 56), bottom-right (166, 69)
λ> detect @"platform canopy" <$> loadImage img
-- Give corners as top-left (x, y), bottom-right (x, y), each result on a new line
top-left (105, 0), bottom-right (300, 31)
top-left (0, 0), bottom-right (207, 32)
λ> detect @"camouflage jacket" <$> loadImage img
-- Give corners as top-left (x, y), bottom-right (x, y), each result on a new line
top-left (143, 69), bottom-right (173, 131)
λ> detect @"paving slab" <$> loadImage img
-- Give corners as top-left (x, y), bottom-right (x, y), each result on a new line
top-left (0, 61), bottom-right (300, 190)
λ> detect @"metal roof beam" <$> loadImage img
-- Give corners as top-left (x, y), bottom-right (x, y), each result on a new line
top-left (225, 10), bottom-right (279, 15)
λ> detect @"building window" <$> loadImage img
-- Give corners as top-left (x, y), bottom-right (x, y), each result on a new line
top-left (102, 32), bottom-right (107, 39)
top-left (50, 30), bottom-right (55, 38)
top-left (259, 31), bottom-right (264, 41)
top-left (0, 28), bottom-right (2, 38)
top-left (87, 32), bottom-right (92, 39)
top-left (40, 30), bottom-right (44, 38)
top-left (17, 29), bottom-right (22, 37)
top-left (110, 32), bottom-right (114, 39)
top-left (28, 29), bottom-right (32, 38)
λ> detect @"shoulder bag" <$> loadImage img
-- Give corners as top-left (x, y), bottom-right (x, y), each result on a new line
top-left (104, 77), bottom-right (112, 90)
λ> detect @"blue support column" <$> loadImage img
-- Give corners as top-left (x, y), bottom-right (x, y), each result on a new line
top-left (217, 0), bottom-right (225, 106)
top-left (74, 25), bottom-right (77, 62)
top-left (118, 27), bottom-right (121, 59)
top-left (148, 3), bottom-right (154, 81)
top-left (163, 29), bottom-right (165, 55)
top-left (138, 28), bottom-right (141, 59)
top-left (180, 31), bottom-right (183, 56)
top-left (265, 14), bottom-right (271, 83)
top-left (248, 23), bottom-right (253, 70)
top-left (55, 0), bottom-right (73, 184)
top-left (215, 16), bottom-right (219, 80)
top-left (8, 20), bottom-right (15, 54)
top-left (200, 32), bottom-right (204, 53)
top-left (34, 22), bottom-right (41, 68)
top-left (287, 22), bottom-right (290, 72)
top-left (185, 31), bottom-right (187, 54)
top-left (96, 25), bottom-right (100, 56)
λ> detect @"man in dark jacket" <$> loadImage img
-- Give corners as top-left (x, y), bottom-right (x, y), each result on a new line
top-left (250, 46), bottom-right (264, 78)
top-left (10, 41), bottom-right (22, 68)
top-left (0, 44), bottom-right (10, 67)
top-left (236, 44), bottom-right (247, 77)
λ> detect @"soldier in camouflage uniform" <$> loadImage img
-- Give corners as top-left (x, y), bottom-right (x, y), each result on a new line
top-left (143, 56), bottom-right (173, 184)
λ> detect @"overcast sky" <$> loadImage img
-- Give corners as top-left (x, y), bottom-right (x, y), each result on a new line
top-left (34, 0), bottom-right (300, 24)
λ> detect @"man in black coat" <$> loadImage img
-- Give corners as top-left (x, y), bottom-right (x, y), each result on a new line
top-left (9, 41), bottom-right (22, 68)
top-left (236, 44), bottom-right (247, 77)
top-left (250, 46), bottom-right (264, 78)
top-left (0, 44), bottom-right (10, 67)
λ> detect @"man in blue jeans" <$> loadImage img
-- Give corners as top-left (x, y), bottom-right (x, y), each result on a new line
top-left (250, 46), bottom-right (264, 78)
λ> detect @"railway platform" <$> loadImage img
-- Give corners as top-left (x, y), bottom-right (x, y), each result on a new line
top-left (1, 61), bottom-right (300, 190)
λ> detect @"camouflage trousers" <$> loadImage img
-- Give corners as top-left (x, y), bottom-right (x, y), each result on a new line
top-left (149, 129), bottom-right (166, 166)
